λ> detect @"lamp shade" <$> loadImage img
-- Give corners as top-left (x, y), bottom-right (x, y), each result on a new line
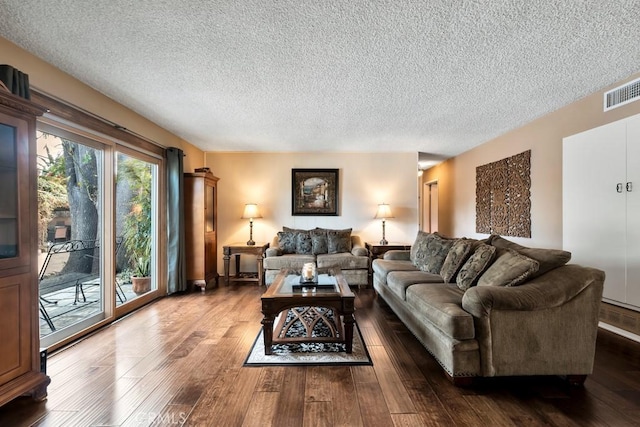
top-left (241, 203), bottom-right (262, 219)
top-left (375, 203), bottom-right (393, 219)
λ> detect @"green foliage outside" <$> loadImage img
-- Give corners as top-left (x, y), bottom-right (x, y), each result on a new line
top-left (37, 143), bottom-right (69, 246)
top-left (121, 158), bottom-right (152, 277)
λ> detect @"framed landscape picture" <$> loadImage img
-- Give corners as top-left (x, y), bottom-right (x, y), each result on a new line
top-left (292, 169), bottom-right (339, 216)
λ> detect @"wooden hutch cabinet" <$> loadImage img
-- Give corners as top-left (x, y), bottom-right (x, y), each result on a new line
top-left (184, 171), bottom-right (219, 290)
top-left (0, 91), bottom-right (50, 407)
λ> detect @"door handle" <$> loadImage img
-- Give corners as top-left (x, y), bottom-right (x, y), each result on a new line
top-left (617, 183), bottom-right (623, 193)
top-left (627, 182), bottom-right (633, 192)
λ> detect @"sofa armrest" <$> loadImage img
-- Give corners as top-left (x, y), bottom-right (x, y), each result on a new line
top-left (462, 264), bottom-right (604, 317)
top-left (383, 250), bottom-right (411, 261)
top-left (462, 264), bottom-right (604, 377)
top-left (351, 235), bottom-right (367, 256)
top-left (265, 235), bottom-right (281, 257)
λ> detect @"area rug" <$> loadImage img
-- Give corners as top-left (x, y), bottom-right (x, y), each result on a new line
top-left (244, 307), bottom-right (372, 366)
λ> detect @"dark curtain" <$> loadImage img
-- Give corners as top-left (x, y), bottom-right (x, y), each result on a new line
top-left (166, 147), bottom-right (186, 293)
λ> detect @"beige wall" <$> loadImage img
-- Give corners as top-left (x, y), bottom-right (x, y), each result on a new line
top-left (1, 36), bottom-right (204, 169)
top-left (205, 152), bottom-right (418, 274)
top-left (423, 73), bottom-right (640, 249)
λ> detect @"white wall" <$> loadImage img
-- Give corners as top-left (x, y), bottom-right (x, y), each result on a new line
top-left (204, 152), bottom-right (418, 274)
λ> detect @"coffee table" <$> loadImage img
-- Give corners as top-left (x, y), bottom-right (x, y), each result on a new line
top-left (260, 268), bottom-right (355, 354)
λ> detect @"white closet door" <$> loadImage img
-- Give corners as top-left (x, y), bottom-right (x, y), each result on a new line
top-left (563, 120), bottom-right (627, 303)
top-left (626, 115), bottom-right (640, 308)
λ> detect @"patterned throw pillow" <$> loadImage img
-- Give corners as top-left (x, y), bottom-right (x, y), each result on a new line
top-left (277, 231), bottom-right (297, 254)
top-left (477, 248), bottom-right (539, 287)
top-left (489, 235), bottom-right (571, 278)
top-left (295, 230), bottom-right (313, 254)
top-left (327, 228), bottom-right (352, 254)
top-left (310, 229), bottom-right (328, 254)
top-left (421, 233), bottom-right (455, 274)
top-left (456, 243), bottom-right (497, 291)
top-left (410, 231), bottom-right (431, 267)
top-left (440, 239), bottom-right (475, 283)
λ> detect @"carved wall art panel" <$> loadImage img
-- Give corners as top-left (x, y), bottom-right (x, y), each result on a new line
top-left (475, 150), bottom-right (531, 237)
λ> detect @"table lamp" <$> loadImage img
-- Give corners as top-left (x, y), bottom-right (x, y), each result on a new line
top-left (241, 203), bottom-right (262, 245)
top-left (375, 203), bottom-right (393, 245)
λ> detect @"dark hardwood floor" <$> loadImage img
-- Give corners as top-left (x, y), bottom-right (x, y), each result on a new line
top-left (1, 285), bottom-right (640, 426)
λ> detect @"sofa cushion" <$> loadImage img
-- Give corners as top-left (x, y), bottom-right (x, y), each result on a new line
top-left (440, 239), bottom-right (474, 283)
top-left (387, 270), bottom-right (443, 300)
top-left (295, 230), bottom-right (313, 254)
top-left (406, 283), bottom-right (475, 340)
top-left (327, 228), bottom-right (352, 253)
top-left (478, 248), bottom-right (539, 287)
top-left (277, 231), bottom-right (298, 254)
top-left (263, 254), bottom-right (315, 270)
top-left (372, 259), bottom-right (418, 284)
top-left (489, 235), bottom-right (571, 278)
top-left (310, 229), bottom-right (328, 254)
top-left (317, 252), bottom-right (368, 270)
top-left (456, 243), bottom-right (496, 291)
top-left (409, 231), bottom-right (430, 267)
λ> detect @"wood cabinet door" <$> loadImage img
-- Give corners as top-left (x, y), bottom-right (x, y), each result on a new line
top-left (0, 272), bottom-right (31, 385)
top-left (0, 113), bottom-right (31, 272)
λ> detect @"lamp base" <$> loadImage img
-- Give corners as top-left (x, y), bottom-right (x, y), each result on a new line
top-left (246, 239), bottom-right (255, 246)
top-left (379, 238), bottom-right (388, 245)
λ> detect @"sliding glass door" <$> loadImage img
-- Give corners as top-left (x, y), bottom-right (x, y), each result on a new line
top-left (115, 150), bottom-right (159, 307)
top-left (37, 129), bottom-right (106, 346)
top-left (37, 123), bottom-right (162, 347)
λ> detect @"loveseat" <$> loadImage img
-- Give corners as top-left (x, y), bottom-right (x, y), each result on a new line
top-left (263, 227), bottom-right (369, 287)
top-left (372, 232), bottom-right (604, 385)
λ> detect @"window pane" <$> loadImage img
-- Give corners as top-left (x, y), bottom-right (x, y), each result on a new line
top-left (37, 132), bottom-right (104, 337)
top-left (115, 152), bottom-right (156, 305)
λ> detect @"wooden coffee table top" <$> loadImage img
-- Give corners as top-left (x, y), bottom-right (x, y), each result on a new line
top-left (261, 268), bottom-right (354, 302)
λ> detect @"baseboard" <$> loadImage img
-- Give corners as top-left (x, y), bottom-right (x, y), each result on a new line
top-left (599, 302), bottom-right (640, 336)
top-left (599, 322), bottom-right (640, 344)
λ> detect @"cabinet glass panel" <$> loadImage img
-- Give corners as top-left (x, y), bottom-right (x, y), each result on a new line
top-left (0, 123), bottom-right (17, 258)
top-left (205, 185), bottom-right (214, 232)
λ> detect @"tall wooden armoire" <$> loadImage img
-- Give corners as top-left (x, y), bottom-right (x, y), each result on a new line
top-left (184, 171), bottom-right (219, 290)
top-left (0, 91), bottom-right (50, 407)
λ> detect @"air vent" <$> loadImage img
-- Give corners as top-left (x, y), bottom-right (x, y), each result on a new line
top-left (604, 77), bottom-right (640, 111)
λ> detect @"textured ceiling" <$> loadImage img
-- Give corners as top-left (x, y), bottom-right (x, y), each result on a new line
top-left (1, 1), bottom-right (639, 157)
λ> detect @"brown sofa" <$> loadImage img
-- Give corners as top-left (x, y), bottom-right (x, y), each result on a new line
top-left (372, 232), bottom-right (604, 385)
top-left (263, 227), bottom-right (369, 287)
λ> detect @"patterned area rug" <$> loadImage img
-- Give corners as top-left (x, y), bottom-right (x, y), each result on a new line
top-left (244, 307), bottom-right (372, 366)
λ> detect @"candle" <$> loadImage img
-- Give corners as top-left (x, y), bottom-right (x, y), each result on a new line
top-left (303, 263), bottom-right (315, 280)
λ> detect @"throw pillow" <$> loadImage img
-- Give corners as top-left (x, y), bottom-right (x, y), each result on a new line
top-left (421, 233), bottom-right (455, 274)
top-left (410, 231), bottom-right (431, 267)
top-left (295, 230), bottom-right (313, 254)
top-left (477, 248), bottom-right (539, 287)
top-left (327, 228), bottom-right (352, 253)
top-left (456, 243), bottom-right (497, 291)
top-left (282, 226), bottom-right (308, 233)
top-left (277, 231), bottom-right (297, 254)
top-left (440, 239), bottom-right (475, 283)
top-left (310, 229), bottom-right (328, 254)
top-left (489, 235), bottom-right (571, 278)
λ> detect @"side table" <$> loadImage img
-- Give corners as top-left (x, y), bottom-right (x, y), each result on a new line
top-left (365, 242), bottom-right (412, 286)
top-left (223, 242), bottom-right (269, 286)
